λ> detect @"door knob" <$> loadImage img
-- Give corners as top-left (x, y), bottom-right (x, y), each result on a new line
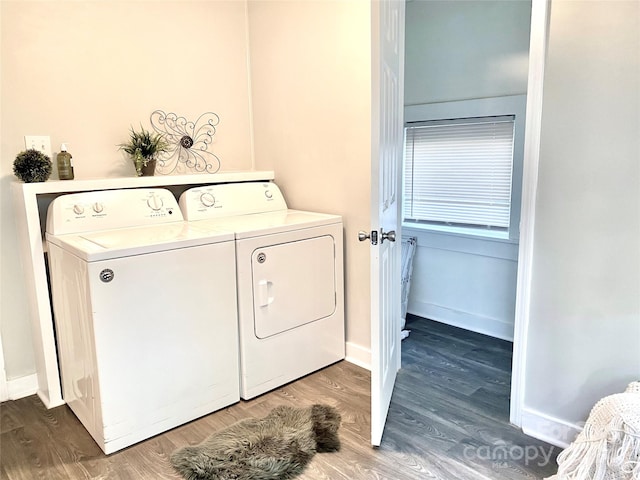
top-left (358, 230), bottom-right (378, 245)
top-left (381, 230), bottom-right (396, 243)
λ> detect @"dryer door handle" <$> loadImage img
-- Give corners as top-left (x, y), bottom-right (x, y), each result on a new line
top-left (257, 280), bottom-right (274, 307)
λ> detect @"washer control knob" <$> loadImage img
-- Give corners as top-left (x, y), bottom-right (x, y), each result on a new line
top-left (73, 204), bottom-right (84, 215)
top-left (200, 192), bottom-right (216, 207)
top-left (265, 190), bottom-right (273, 199)
top-left (147, 194), bottom-right (163, 211)
top-left (92, 202), bottom-right (104, 213)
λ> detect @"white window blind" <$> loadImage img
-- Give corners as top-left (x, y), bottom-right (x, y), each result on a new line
top-left (404, 116), bottom-right (515, 231)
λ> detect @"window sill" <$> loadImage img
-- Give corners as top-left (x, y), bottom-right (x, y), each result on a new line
top-left (402, 224), bottom-right (519, 261)
top-left (403, 222), bottom-right (519, 245)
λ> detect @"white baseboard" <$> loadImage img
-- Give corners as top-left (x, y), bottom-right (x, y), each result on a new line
top-left (408, 301), bottom-right (515, 342)
top-left (0, 380), bottom-right (8, 402)
top-left (0, 367), bottom-right (7, 403)
top-left (6, 373), bottom-right (38, 401)
top-left (345, 341), bottom-right (371, 371)
top-left (521, 407), bottom-right (583, 449)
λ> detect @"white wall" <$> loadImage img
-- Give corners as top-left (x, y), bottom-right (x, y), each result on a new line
top-left (408, 231), bottom-right (519, 341)
top-left (1, 1), bottom-right (254, 383)
top-left (405, 0), bottom-right (531, 105)
top-left (2, 0), bottom-right (375, 389)
top-left (247, 0), bottom-right (372, 365)
top-left (523, 0), bottom-right (640, 441)
top-left (403, 1), bottom-right (531, 339)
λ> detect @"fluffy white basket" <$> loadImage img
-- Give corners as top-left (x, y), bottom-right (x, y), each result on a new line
top-left (547, 381), bottom-right (640, 480)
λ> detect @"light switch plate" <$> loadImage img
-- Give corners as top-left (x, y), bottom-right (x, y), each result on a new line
top-left (24, 135), bottom-right (52, 160)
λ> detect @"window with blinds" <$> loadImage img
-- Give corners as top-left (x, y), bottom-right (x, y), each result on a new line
top-left (403, 116), bottom-right (515, 233)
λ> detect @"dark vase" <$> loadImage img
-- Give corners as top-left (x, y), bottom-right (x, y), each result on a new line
top-left (141, 159), bottom-right (156, 176)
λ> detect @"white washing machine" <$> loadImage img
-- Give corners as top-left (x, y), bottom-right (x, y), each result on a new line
top-left (179, 182), bottom-right (345, 400)
top-left (46, 188), bottom-right (239, 454)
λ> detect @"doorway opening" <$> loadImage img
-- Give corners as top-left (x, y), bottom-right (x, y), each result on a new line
top-left (399, 0), bottom-right (533, 427)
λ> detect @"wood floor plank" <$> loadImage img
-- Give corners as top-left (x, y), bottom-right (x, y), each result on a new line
top-left (0, 317), bottom-right (560, 479)
top-left (0, 401), bottom-right (24, 435)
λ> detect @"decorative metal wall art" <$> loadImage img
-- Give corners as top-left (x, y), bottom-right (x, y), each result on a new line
top-left (150, 110), bottom-right (221, 175)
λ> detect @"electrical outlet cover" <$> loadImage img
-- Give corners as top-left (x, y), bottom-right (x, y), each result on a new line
top-left (24, 135), bottom-right (52, 159)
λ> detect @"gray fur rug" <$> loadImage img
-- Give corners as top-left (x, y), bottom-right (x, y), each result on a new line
top-left (170, 404), bottom-right (341, 480)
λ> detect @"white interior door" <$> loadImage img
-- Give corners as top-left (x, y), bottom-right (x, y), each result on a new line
top-left (369, 0), bottom-right (405, 447)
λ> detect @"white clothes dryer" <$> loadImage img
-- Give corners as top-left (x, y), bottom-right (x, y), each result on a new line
top-left (179, 182), bottom-right (345, 400)
top-left (46, 188), bottom-right (239, 454)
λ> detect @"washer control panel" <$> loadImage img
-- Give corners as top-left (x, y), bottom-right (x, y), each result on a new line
top-left (179, 182), bottom-right (287, 220)
top-left (46, 188), bottom-right (183, 235)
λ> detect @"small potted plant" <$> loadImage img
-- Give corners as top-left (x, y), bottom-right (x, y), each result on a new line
top-left (119, 126), bottom-right (169, 176)
top-left (13, 149), bottom-right (53, 183)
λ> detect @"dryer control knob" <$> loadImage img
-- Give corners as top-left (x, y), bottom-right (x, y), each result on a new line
top-left (73, 204), bottom-right (84, 215)
top-left (147, 194), bottom-right (163, 211)
top-left (265, 190), bottom-right (273, 199)
top-left (200, 192), bottom-right (216, 207)
top-left (92, 202), bottom-right (104, 213)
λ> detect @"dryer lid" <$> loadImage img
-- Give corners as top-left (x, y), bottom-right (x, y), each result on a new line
top-left (191, 210), bottom-right (342, 239)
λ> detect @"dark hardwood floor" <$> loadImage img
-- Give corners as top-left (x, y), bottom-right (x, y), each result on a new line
top-left (1, 316), bottom-right (560, 479)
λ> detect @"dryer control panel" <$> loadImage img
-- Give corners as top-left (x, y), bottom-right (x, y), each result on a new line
top-left (179, 182), bottom-right (287, 221)
top-left (46, 188), bottom-right (183, 235)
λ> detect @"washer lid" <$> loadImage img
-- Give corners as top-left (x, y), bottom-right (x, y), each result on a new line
top-left (193, 209), bottom-right (342, 239)
top-left (47, 222), bottom-right (234, 262)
